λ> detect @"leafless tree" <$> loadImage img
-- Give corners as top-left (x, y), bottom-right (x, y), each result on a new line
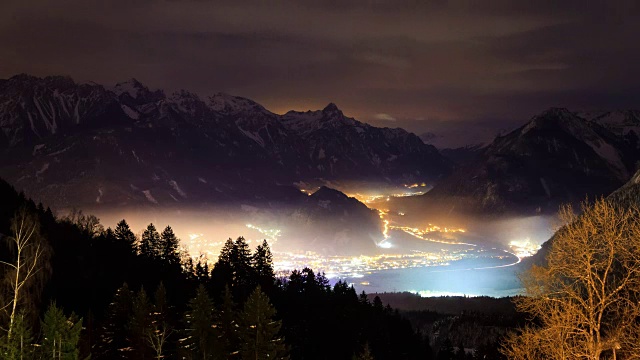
top-left (63, 208), bottom-right (104, 237)
top-left (0, 207), bottom-right (51, 339)
top-left (146, 322), bottom-right (172, 359)
top-left (502, 199), bottom-right (640, 359)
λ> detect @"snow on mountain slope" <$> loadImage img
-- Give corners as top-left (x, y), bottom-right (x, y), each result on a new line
top-left (422, 108), bottom-right (640, 214)
top-left (0, 74), bottom-right (450, 208)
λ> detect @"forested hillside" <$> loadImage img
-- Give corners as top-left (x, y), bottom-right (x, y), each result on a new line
top-left (0, 178), bottom-right (433, 359)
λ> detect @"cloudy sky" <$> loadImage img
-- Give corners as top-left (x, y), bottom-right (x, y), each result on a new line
top-left (1, 0), bottom-right (639, 147)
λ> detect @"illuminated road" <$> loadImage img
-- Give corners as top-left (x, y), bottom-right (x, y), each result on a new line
top-left (370, 196), bottom-right (537, 272)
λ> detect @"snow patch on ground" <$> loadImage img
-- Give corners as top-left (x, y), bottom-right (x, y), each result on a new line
top-left (198, 177), bottom-right (207, 183)
top-left (318, 200), bottom-right (331, 209)
top-left (169, 180), bottom-right (187, 198)
top-left (318, 148), bottom-right (326, 159)
top-left (142, 190), bottom-right (158, 204)
top-left (96, 188), bottom-right (103, 203)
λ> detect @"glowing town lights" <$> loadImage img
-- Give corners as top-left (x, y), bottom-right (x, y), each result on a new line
top-left (272, 249), bottom-right (467, 279)
top-left (299, 189), bottom-right (313, 196)
top-left (509, 238), bottom-right (541, 258)
top-left (377, 209), bottom-right (391, 241)
top-left (246, 223), bottom-right (282, 243)
top-left (391, 224), bottom-right (476, 246)
top-left (382, 220), bottom-right (390, 240)
top-left (377, 241), bottom-right (392, 249)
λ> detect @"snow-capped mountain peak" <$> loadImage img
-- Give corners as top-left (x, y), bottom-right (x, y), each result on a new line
top-left (113, 78), bottom-right (146, 99)
top-left (0, 74), bottom-right (451, 208)
top-left (208, 92), bottom-right (269, 115)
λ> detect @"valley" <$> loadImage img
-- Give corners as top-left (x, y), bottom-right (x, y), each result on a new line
top-left (90, 183), bottom-right (552, 297)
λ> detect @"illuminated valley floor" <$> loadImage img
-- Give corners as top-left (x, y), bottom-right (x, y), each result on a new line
top-left (272, 245), bottom-right (525, 298)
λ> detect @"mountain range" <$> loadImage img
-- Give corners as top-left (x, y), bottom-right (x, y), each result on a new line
top-left (423, 108), bottom-right (640, 215)
top-left (2, 74), bottom-right (639, 219)
top-left (0, 74), bottom-right (450, 209)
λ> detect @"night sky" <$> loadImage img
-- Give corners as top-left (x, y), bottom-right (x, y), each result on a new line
top-left (2, 0), bottom-right (639, 147)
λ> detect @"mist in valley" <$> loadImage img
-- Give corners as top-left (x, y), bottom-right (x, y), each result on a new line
top-left (79, 183), bottom-right (558, 297)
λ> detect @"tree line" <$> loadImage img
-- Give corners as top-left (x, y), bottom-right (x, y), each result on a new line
top-left (0, 179), bottom-right (432, 359)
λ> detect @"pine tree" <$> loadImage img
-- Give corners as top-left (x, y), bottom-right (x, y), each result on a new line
top-left (114, 219), bottom-right (138, 252)
top-left (153, 282), bottom-right (168, 324)
top-left (98, 283), bottom-right (134, 358)
top-left (211, 238), bottom-right (234, 294)
top-left (140, 223), bottom-right (161, 259)
top-left (160, 226), bottom-right (181, 266)
top-left (184, 284), bottom-right (216, 359)
top-left (41, 302), bottom-right (83, 360)
top-left (359, 291), bottom-right (369, 305)
top-left (218, 286), bottom-right (238, 357)
top-left (229, 237), bottom-right (255, 301)
top-left (372, 296), bottom-right (384, 312)
top-left (0, 312), bottom-right (34, 359)
top-left (130, 287), bottom-right (153, 358)
top-left (238, 287), bottom-right (288, 360)
top-left (218, 238), bottom-right (234, 265)
top-left (252, 240), bottom-right (275, 292)
top-left (195, 254), bottom-right (210, 283)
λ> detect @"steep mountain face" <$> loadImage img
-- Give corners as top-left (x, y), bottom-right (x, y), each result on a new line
top-left (0, 74), bottom-right (450, 208)
top-left (608, 169), bottom-right (640, 208)
top-left (282, 104), bottom-right (449, 180)
top-left (424, 108), bottom-right (640, 214)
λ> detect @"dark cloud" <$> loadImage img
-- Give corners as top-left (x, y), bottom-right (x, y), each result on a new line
top-left (2, 0), bottom-right (639, 147)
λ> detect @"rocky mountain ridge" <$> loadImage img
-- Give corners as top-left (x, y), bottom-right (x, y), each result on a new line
top-left (422, 107), bottom-right (640, 214)
top-left (0, 74), bottom-right (450, 208)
